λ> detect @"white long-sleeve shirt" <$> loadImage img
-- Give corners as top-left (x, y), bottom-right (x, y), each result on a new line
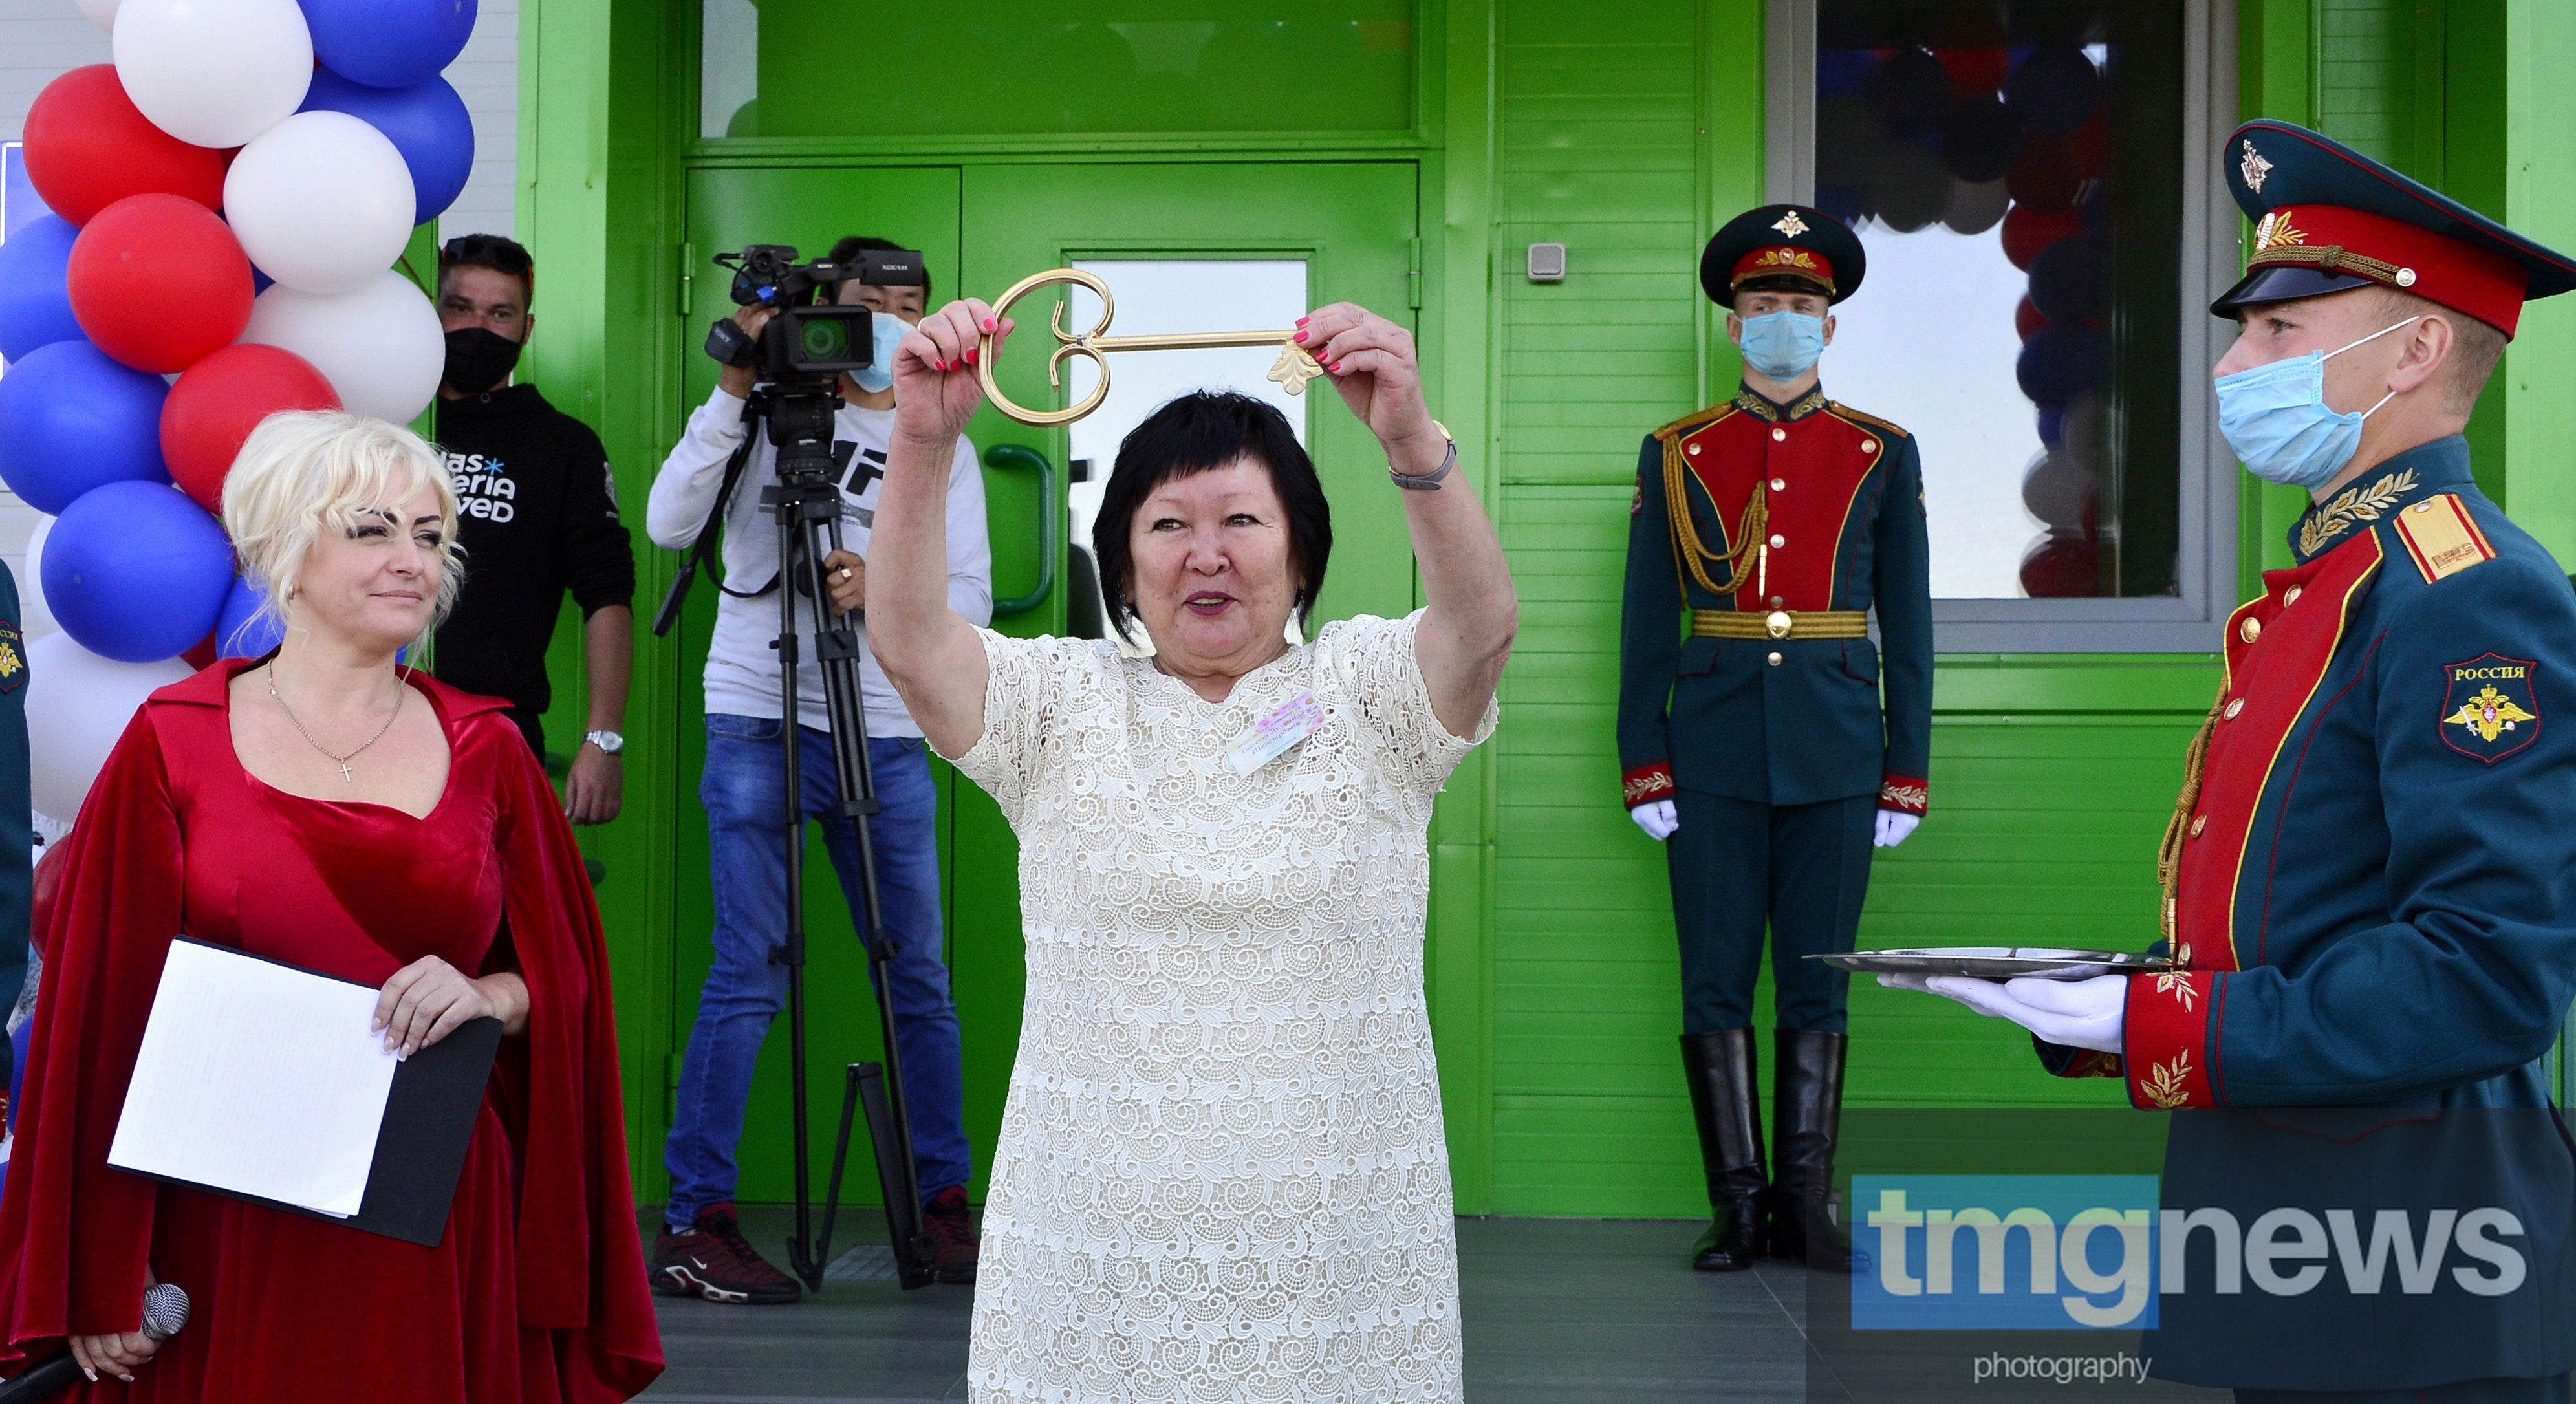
top-left (647, 387), bottom-right (992, 737)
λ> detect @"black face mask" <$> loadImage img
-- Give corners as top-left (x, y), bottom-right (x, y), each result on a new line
top-left (442, 326), bottom-right (525, 394)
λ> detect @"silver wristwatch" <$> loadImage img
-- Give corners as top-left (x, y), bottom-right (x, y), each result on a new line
top-left (1391, 420), bottom-right (1457, 490)
top-left (584, 729), bottom-right (626, 756)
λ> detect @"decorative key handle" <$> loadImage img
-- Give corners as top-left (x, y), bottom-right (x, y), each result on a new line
top-left (973, 268), bottom-right (1327, 427)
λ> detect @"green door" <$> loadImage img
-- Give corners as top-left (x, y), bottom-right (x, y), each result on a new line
top-left (949, 160), bottom-right (1422, 1198)
top-left (666, 160), bottom-right (1418, 1207)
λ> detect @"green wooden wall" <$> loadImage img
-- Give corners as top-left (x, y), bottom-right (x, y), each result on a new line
top-left (515, 0), bottom-right (2576, 1220)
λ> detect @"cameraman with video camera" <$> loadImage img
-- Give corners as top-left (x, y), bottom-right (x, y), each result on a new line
top-left (644, 238), bottom-right (990, 1304)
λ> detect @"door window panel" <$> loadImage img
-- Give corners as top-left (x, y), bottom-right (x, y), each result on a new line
top-left (1061, 259), bottom-right (1310, 649)
top-left (700, 3), bottom-right (1413, 141)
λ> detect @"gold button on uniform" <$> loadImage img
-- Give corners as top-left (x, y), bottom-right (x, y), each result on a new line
top-left (2223, 698), bottom-right (2244, 720)
top-left (1770, 477), bottom-right (1786, 491)
top-left (1766, 651), bottom-right (1783, 666)
top-left (1769, 534), bottom-right (1786, 549)
top-left (2240, 616), bottom-right (2262, 643)
top-left (1768, 595), bottom-right (1784, 607)
top-left (1861, 438), bottom-right (1878, 453)
top-left (1771, 427), bottom-right (1787, 442)
top-left (1764, 610), bottom-right (1793, 639)
top-left (1687, 442), bottom-right (1701, 456)
top-left (2284, 585), bottom-right (2302, 606)
top-left (2190, 815), bottom-right (2207, 837)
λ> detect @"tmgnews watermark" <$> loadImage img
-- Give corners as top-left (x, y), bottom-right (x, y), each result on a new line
top-left (1850, 1176), bottom-right (2529, 1331)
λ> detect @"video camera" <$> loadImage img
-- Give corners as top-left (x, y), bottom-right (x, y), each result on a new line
top-left (702, 244), bottom-right (927, 385)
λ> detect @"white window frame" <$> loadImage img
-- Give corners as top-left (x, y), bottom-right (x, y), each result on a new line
top-left (1766, 0), bottom-right (2242, 653)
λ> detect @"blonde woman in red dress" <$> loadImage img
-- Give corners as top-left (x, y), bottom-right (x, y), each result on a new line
top-left (0, 411), bottom-right (661, 1401)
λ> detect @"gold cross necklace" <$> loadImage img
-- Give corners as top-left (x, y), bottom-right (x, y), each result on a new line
top-left (266, 662), bottom-right (404, 783)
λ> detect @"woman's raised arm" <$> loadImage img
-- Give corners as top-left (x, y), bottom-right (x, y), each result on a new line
top-left (1301, 303), bottom-right (1517, 737)
top-left (866, 299), bottom-right (1013, 759)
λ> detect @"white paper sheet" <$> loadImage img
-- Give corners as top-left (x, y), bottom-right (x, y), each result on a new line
top-left (108, 940), bottom-right (400, 1218)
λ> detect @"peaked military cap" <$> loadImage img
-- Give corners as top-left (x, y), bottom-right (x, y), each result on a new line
top-left (2214, 119), bottom-right (2576, 337)
top-left (1701, 204), bottom-right (1867, 306)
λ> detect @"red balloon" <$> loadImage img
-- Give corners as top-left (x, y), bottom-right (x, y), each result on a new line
top-left (2020, 530), bottom-right (2101, 598)
top-left (2007, 136), bottom-right (2082, 214)
top-left (1933, 47), bottom-right (2011, 100)
top-left (67, 194), bottom-right (253, 374)
top-left (21, 67), bottom-right (231, 227)
top-left (161, 345), bottom-right (342, 510)
top-left (2000, 204), bottom-right (2084, 272)
top-left (2015, 295), bottom-right (2049, 341)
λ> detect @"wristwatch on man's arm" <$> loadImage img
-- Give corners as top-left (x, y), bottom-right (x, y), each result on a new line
top-left (583, 729), bottom-right (625, 757)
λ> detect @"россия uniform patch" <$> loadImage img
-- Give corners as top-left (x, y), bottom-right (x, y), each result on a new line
top-left (2440, 652), bottom-right (2541, 763)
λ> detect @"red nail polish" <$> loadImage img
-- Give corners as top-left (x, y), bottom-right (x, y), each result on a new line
top-left (964, 348), bottom-right (979, 365)
top-left (1295, 316), bottom-right (1310, 327)
top-left (982, 318), bottom-right (997, 333)
top-left (1330, 361), bottom-right (1344, 373)
top-left (1293, 330), bottom-right (1308, 343)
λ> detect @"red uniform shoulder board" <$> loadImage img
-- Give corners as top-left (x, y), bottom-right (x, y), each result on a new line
top-left (2392, 493), bottom-right (2496, 583)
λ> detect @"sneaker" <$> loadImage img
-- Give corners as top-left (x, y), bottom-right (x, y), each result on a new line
top-left (923, 1186), bottom-right (979, 1284)
top-left (650, 1202), bottom-right (803, 1304)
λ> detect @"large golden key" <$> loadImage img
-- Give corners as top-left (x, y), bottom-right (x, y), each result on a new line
top-left (974, 268), bottom-right (1326, 427)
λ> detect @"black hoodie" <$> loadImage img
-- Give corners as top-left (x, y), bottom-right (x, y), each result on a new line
top-left (430, 383), bottom-right (634, 748)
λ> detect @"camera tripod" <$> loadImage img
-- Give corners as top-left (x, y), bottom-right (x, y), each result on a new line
top-left (655, 387), bottom-right (938, 1293)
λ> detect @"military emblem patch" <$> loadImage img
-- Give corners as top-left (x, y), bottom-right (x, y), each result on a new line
top-left (0, 618), bottom-right (25, 695)
top-left (2440, 653), bottom-right (2540, 762)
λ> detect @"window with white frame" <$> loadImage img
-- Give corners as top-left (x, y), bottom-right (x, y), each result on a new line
top-left (1768, 0), bottom-right (2240, 651)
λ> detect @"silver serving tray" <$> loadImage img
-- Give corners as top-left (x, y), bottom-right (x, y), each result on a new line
top-left (1812, 947), bottom-right (2174, 980)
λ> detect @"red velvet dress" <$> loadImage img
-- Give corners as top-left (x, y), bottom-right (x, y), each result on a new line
top-left (0, 660), bottom-right (662, 1401)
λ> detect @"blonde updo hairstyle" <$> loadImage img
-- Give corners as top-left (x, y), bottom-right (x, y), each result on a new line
top-left (221, 411), bottom-right (464, 648)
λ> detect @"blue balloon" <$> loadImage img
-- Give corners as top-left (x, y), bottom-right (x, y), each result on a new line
top-left (300, 0), bottom-right (478, 90)
top-left (217, 574), bottom-right (288, 659)
top-left (0, 340), bottom-right (171, 515)
top-left (299, 69), bottom-right (477, 227)
top-left (2016, 323), bottom-right (2105, 409)
top-left (45, 481), bottom-right (233, 664)
top-left (0, 215), bottom-right (82, 365)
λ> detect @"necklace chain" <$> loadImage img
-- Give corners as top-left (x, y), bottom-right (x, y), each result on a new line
top-left (265, 664), bottom-right (404, 783)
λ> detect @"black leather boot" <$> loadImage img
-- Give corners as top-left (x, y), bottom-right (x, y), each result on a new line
top-left (1770, 1028), bottom-right (1860, 1273)
top-left (1680, 1029), bottom-right (1767, 1271)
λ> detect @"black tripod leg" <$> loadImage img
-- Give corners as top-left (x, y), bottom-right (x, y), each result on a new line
top-left (775, 510), bottom-right (823, 1291)
top-left (801, 510), bottom-right (937, 1290)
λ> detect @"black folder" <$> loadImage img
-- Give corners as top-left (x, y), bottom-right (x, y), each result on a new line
top-left (118, 939), bottom-right (503, 1248)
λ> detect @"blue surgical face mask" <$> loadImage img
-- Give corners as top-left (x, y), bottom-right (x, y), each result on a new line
top-left (1736, 310), bottom-right (1828, 380)
top-left (2213, 318), bottom-right (2415, 491)
top-left (850, 311), bottom-right (911, 394)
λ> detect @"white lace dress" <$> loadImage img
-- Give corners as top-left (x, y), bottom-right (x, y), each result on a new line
top-left (945, 610), bottom-right (1495, 1403)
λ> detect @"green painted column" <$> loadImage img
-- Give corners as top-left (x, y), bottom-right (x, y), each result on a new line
top-left (2502, 0), bottom-right (2576, 561)
top-left (519, 0), bottom-right (687, 1191)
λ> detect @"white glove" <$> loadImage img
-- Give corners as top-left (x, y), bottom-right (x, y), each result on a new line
top-left (1874, 810), bottom-right (1920, 847)
top-left (1879, 973), bottom-right (2127, 1053)
top-left (1630, 799), bottom-right (1679, 841)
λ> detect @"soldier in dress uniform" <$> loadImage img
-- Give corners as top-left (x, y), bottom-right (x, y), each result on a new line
top-left (1898, 120), bottom-right (2576, 1399)
top-left (1619, 204), bottom-right (1932, 1273)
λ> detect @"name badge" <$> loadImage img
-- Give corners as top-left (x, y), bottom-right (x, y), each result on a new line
top-left (1222, 691), bottom-right (1325, 774)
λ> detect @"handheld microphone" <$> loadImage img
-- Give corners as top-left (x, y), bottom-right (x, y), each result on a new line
top-left (0, 1282), bottom-right (189, 1401)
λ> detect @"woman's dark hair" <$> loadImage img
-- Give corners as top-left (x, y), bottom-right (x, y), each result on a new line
top-left (1092, 391), bottom-right (1332, 644)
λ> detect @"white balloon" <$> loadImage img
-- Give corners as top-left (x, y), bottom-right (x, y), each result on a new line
top-left (20, 515), bottom-right (56, 638)
top-left (241, 272), bottom-right (446, 425)
top-left (76, 0), bottom-right (121, 32)
top-left (25, 632), bottom-right (189, 821)
top-left (112, 0), bottom-right (312, 149)
top-left (224, 113), bottom-right (418, 296)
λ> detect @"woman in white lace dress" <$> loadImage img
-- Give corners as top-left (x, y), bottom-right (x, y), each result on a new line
top-left (867, 297), bottom-right (1515, 1402)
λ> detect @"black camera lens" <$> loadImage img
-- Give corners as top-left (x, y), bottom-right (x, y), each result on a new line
top-left (800, 317), bottom-right (849, 360)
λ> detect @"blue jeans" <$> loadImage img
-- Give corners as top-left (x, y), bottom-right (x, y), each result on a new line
top-left (663, 715), bottom-right (972, 1230)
